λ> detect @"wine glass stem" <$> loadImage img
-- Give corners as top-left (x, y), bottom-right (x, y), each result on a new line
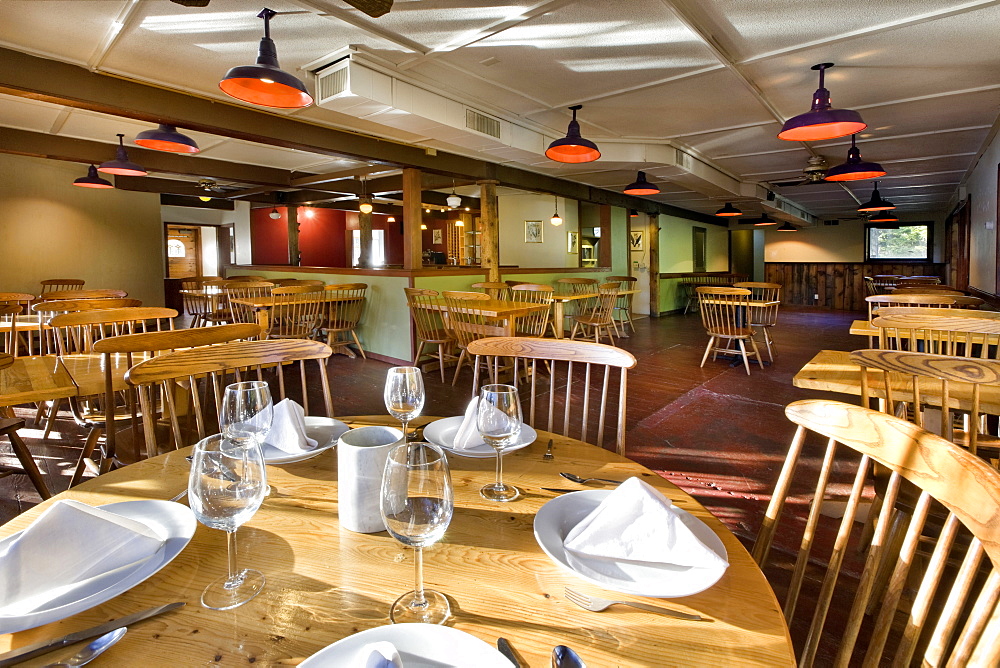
top-left (224, 529), bottom-right (244, 590)
top-left (400, 419), bottom-right (409, 444)
top-left (412, 546), bottom-right (426, 608)
top-left (495, 450), bottom-right (504, 487)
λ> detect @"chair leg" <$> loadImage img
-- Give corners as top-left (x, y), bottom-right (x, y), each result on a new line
top-left (3, 422), bottom-right (51, 499)
top-left (414, 340), bottom-right (427, 369)
top-left (700, 337), bottom-right (715, 367)
top-left (70, 426), bottom-right (104, 487)
top-left (747, 336), bottom-right (765, 369)
top-left (42, 399), bottom-right (61, 439)
top-left (350, 330), bottom-right (367, 359)
top-left (451, 349), bottom-right (468, 387)
top-left (736, 338), bottom-right (751, 375)
top-left (762, 326), bottom-right (775, 361)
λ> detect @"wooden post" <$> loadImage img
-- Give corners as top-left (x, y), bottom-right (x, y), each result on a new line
top-left (358, 207), bottom-right (373, 268)
top-left (479, 179), bottom-right (500, 281)
top-left (287, 206), bottom-right (300, 266)
top-left (402, 168), bottom-right (423, 270)
top-left (648, 213), bottom-right (660, 316)
top-left (599, 204), bottom-right (612, 269)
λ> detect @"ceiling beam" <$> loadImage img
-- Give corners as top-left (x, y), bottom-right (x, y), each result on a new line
top-left (0, 47), bottom-right (710, 222)
top-left (289, 166), bottom-right (386, 187)
top-left (115, 176), bottom-right (273, 202)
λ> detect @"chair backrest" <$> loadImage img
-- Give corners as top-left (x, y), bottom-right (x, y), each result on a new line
top-left (877, 306), bottom-right (1000, 321)
top-left (696, 286), bottom-right (751, 336)
top-left (126, 339), bottom-right (334, 457)
top-left (753, 399), bottom-right (1000, 667)
top-left (442, 291), bottom-right (505, 349)
top-left (404, 288), bottom-right (448, 341)
top-left (892, 287), bottom-right (964, 296)
top-left (48, 307), bottom-right (177, 355)
top-left (467, 337), bottom-right (637, 455)
top-left (896, 276), bottom-right (941, 286)
top-left (269, 286), bottom-right (324, 338)
top-left (224, 275), bottom-right (266, 282)
top-left (32, 298), bottom-right (142, 315)
top-left (470, 281), bottom-right (511, 300)
top-left (40, 279), bottom-right (85, 293)
top-left (271, 278), bottom-right (326, 287)
top-left (872, 311), bottom-right (1000, 358)
top-left (0, 292), bottom-right (35, 307)
top-left (0, 305), bottom-right (21, 356)
top-left (39, 289), bottom-right (128, 301)
top-left (509, 284), bottom-right (553, 337)
top-left (734, 281), bottom-right (781, 327)
top-left (225, 281), bottom-right (275, 324)
top-left (587, 283), bottom-right (619, 324)
top-left (322, 283), bottom-right (367, 330)
top-left (554, 277), bottom-right (598, 294)
top-left (863, 276), bottom-right (880, 296)
top-left (866, 294), bottom-right (956, 322)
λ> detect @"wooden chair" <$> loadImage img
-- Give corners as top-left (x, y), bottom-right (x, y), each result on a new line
top-left (866, 294), bottom-right (956, 323)
top-left (872, 311), bottom-right (1000, 359)
top-left (467, 337), bottom-right (637, 455)
top-left (752, 399), bottom-right (1000, 667)
top-left (197, 279), bottom-right (230, 326)
top-left (570, 283), bottom-right (619, 344)
top-left (695, 286), bottom-right (763, 375)
top-left (321, 283), bottom-right (367, 359)
top-left (39, 278), bottom-right (84, 294)
top-left (267, 286), bottom-right (324, 340)
top-left (470, 281), bottom-right (511, 300)
top-left (863, 275), bottom-right (880, 296)
top-left (271, 278), bottom-right (326, 287)
top-left (605, 275), bottom-right (637, 335)
top-left (0, 305), bottom-right (22, 357)
top-left (896, 276), bottom-right (942, 286)
top-left (442, 291), bottom-right (506, 386)
top-left (554, 277), bottom-right (598, 328)
top-left (224, 281), bottom-right (274, 326)
top-left (734, 281), bottom-right (782, 361)
top-left (404, 288), bottom-right (456, 383)
top-left (32, 299), bottom-right (142, 355)
top-left (0, 293), bottom-right (36, 356)
top-left (509, 284), bottom-right (554, 338)
top-left (871, 275), bottom-right (901, 293)
top-left (38, 289), bottom-right (128, 301)
top-left (0, 417), bottom-right (51, 499)
top-left (224, 275), bottom-right (266, 282)
top-left (126, 339), bottom-right (334, 458)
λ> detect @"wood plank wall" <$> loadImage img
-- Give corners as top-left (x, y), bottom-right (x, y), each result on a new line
top-left (764, 262), bottom-right (947, 311)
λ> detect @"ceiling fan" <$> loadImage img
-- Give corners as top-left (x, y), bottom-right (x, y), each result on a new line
top-left (198, 179), bottom-right (228, 193)
top-left (169, 0), bottom-right (394, 17)
top-left (771, 156), bottom-right (829, 187)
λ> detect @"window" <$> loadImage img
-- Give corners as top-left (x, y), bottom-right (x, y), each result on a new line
top-left (865, 222), bottom-right (932, 261)
top-left (352, 229), bottom-right (385, 267)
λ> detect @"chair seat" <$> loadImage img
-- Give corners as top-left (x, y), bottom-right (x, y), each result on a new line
top-left (324, 320), bottom-right (359, 331)
top-left (420, 328), bottom-right (454, 344)
top-left (706, 326), bottom-right (754, 338)
top-left (573, 315), bottom-right (613, 327)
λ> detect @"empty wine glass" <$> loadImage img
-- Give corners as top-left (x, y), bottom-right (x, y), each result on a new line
top-left (380, 442), bottom-right (454, 624)
top-left (384, 367), bottom-right (424, 443)
top-left (188, 434), bottom-right (267, 610)
top-left (477, 384), bottom-right (522, 502)
top-left (220, 381), bottom-right (273, 447)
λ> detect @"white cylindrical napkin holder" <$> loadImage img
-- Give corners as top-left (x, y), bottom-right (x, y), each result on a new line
top-left (337, 426), bottom-right (403, 533)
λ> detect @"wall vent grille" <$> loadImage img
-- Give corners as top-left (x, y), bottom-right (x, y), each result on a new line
top-left (318, 66), bottom-right (349, 100)
top-left (466, 109), bottom-right (501, 138)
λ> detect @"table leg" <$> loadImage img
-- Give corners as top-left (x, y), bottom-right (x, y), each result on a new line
top-left (255, 308), bottom-right (270, 335)
top-left (552, 302), bottom-right (565, 338)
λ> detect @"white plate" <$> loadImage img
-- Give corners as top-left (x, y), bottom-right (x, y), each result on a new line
top-left (262, 416), bottom-right (348, 464)
top-left (0, 500), bottom-right (195, 634)
top-left (423, 416), bottom-right (537, 458)
top-left (299, 623), bottom-right (511, 667)
top-left (533, 490), bottom-right (728, 598)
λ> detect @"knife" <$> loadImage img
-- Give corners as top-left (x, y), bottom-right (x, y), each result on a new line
top-left (496, 637), bottom-right (521, 667)
top-left (0, 602), bottom-right (184, 667)
top-left (541, 488), bottom-right (581, 494)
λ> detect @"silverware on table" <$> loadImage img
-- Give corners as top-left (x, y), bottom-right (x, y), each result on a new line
top-left (0, 602), bottom-right (184, 667)
top-left (169, 488), bottom-right (188, 503)
top-left (42, 627), bottom-right (127, 667)
top-left (559, 472), bottom-right (623, 485)
top-left (496, 637), bottom-right (521, 667)
top-left (543, 438), bottom-right (554, 460)
top-left (551, 645), bottom-right (586, 668)
top-left (541, 488), bottom-right (580, 494)
top-left (564, 587), bottom-right (706, 621)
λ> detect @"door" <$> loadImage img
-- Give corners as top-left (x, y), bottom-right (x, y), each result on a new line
top-left (165, 225), bottom-right (201, 278)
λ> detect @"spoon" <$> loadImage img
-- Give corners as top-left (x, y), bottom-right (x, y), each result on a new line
top-left (559, 472), bottom-right (623, 485)
top-left (43, 628), bottom-right (127, 667)
top-left (551, 645), bottom-right (586, 668)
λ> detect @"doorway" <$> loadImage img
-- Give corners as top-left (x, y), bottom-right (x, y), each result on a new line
top-left (165, 225), bottom-right (201, 278)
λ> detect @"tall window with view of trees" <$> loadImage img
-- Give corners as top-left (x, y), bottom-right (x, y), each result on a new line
top-left (865, 223), bottom-right (931, 261)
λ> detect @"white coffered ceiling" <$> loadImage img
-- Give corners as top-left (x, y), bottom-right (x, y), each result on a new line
top-left (0, 0), bottom-right (997, 220)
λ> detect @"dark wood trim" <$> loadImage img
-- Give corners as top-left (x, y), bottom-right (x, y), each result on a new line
top-left (863, 220), bottom-right (934, 263)
top-left (161, 194), bottom-right (236, 210)
top-left (233, 264), bottom-right (611, 277)
top-left (968, 286), bottom-right (1000, 309)
top-left (764, 262), bottom-right (947, 310)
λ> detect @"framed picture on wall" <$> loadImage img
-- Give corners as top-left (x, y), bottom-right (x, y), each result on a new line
top-left (567, 232), bottom-right (579, 254)
top-left (629, 230), bottom-right (644, 252)
top-left (432, 228), bottom-right (443, 245)
top-left (525, 220), bottom-right (543, 243)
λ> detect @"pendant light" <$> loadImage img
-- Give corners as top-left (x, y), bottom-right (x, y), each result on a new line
top-left (858, 181), bottom-right (895, 212)
top-left (72, 165), bottom-right (114, 189)
top-left (219, 8), bottom-right (313, 109)
top-left (545, 105), bottom-right (600, 163)
top-left (98, 134), bottom-right (147, 176)
top-left (623, 171), bottom-right (660, 195)
top-left (778, 63), bottom-right (866, 142)
top-left (550, 196), bottom-right (563, 226)
top-left (199, 196), bottom-right (212, 202)
top-left (776, 222), bottom-right (798, 232)
top-left (134, 124), bottom-right (200, 154)
top-left (715, 202), bottom-right (743, 217)
top-left (358, 177), bottom-right (373, 214)
top-left (869, 212), bottom-right (900, 224)
top-left (268, 207), bottom-right (281, 219)
top-left (754, 213), bottom-right (778, 226)
top-left (446, 181), bottom-right (462, 209)
top-left (824, 135), bottom-right (886, 182)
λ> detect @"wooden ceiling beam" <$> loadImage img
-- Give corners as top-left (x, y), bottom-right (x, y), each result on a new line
top-left (289, 166), bottom-right (387, 187)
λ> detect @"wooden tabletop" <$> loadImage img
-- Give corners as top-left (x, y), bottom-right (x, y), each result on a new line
top-left (421, 298), bottom-right (551, 319)
top-left (0, 417), bottom-right (794, 666)
top-left (850, 319), bottom-right (878, 336)
top-left (0, 355), bottom-right (75, 407)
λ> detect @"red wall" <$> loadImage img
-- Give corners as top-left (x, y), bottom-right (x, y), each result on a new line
top-left (251, 207), bottom-right (350, 267)
top-left (250, 208), bottom-right (288, 265)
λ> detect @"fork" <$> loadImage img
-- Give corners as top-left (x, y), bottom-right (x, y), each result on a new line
top-left (564, 587), bottom-right (706, 621)
top-left (559, 472), bottom-right (623, 485)
top-left (543, 438), bottom-right (554, 460)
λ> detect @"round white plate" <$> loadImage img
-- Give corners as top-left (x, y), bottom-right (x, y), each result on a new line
top-left (262, 416), bottom-right (348, 464)
top-left (300, 623), bottom-right (510, 667)
top-left (0, 499), bottom-right (196, 634)
top-left (423, 416), bottom-right (536, 458)
top-left (533, 490), bottom-right (728, 598)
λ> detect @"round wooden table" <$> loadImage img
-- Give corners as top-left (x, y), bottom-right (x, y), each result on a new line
top-left (0, 417), bottom-right (794, 666)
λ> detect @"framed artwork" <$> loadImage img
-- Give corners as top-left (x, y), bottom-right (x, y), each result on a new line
top-left (629, 230), bottom-right (644, 252)
top-left (432, 228), bottom-right (443, 245)
top-left (567, 232), bottom-right (579, 254)
top-left (525, 220), bottom-right (543, 243)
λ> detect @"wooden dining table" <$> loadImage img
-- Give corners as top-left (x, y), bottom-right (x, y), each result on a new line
top-left (229, 294), bottom-right (360, 333)
top-left (0, 416), bottom-right (794, 666)
top-left (420, 298), bottom-right (551, 338)
top-left (0, 353), bottom-right (145, 412)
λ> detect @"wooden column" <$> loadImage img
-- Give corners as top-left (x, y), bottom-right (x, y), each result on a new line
top-left (599, 205), bottom-right (612, 269)
top-left (287, 206), bottom-right (300, 266)
top-left (648, 213), bottom-right (660, 316)
top-left (479, 179), bottom-right (500, 281)
top-left (358, 207), bottom-right (373, 268)
top-left (402, 168), bottom-right (423, 270)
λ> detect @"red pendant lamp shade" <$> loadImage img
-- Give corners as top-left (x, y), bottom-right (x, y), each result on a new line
top-left (545, 105), bottom-right (600, 163)
top-left (869, 212), bottom-right (899, 223)
top-left (220, 8), bottom-right (313, 109)
top-left (754, 213), bottom-right (778, 226)
top-left (858, 181), bottom-right (895, 212)
top-left (776, 222), bottom-right (798, 231)
top-left (715, 202), bottom-right (743, 217)
top-left (73, 165), bottom-right (114, 189)
top-left (824, 135), bottom-right (886, 182)
top-left (98, 134), bottom-right (147, 176)
top-left (778, 64), bottom-right (866, 142)
top-left (135, 124), bottom-right (200, 154)
top-left (623, 171), bottom-right (660, 195)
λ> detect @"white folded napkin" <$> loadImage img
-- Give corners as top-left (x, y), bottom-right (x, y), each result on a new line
top-left (564, 477), bottom-right (729, 570)
top-left (360, 641), bottom-right (403, 667)
top-left (451, 397), bottom-right (481, 450)
top-left (0, 500), bottom-right (164, 616)
top-left (263, 398), bottom-right (318, 454)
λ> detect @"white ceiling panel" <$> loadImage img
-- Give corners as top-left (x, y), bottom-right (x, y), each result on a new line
top-left (0, 94), bottom-right (65, 133)
top-left (197, 141), bottom-right (327, 170)
top-left (0, 0), bottom-right (123, 66)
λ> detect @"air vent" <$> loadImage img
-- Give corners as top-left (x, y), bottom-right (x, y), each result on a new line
top-left (317, 65), bottom-right (349, 100)
top-left (466, 109), bottom-right (501, 139)
top-left (675, 148), bottom-right (691, 169)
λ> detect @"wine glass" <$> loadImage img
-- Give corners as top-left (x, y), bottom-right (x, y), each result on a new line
top-left (380, 442), bottom-right (454, 624)
top-left (188, 434), bottom-right (268, 610)
top-left (384, 367), bottom-right (424, 443)
top-left (477, 384), bottom-right (522, 502)
top-left (220, 381), bottom-right (273, 447)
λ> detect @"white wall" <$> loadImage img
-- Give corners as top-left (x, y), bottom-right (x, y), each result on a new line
top-left (659, 216), bottom-right (729, 272)
top-left (0, 154), bottom-right (165, 305)
top-left (498, 194), bottom-right (579, 267)
top-left (764, 219), bottom-right (866, 262)
top-left (161, 202), bottom-right (248, 275)
top-left (965, 131), bottom-right (1000, 289)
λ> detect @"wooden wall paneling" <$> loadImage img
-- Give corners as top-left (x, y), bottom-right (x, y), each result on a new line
top-left (764, 262), bottom-right (947, 309)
